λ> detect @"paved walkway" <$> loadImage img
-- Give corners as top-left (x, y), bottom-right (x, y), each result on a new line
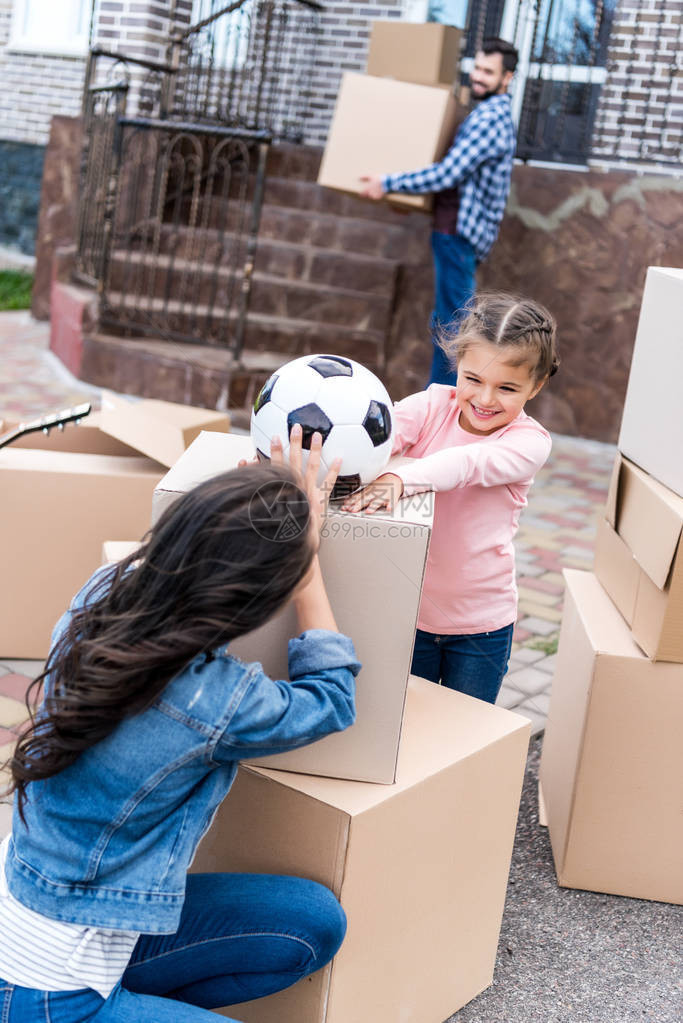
top-left (0, 310), bottom-right (616, 813)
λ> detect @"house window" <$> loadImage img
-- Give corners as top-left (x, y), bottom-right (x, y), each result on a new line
top-left (191, 0), bottom-right (252, 70)
top-left (464, 0), bottom-right (617, 164)
top-left (9, 0), bottom-right (90, 56)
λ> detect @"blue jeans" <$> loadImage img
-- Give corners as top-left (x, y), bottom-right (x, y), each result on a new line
top-left (411, 624), bottom-right (514, 704)
top-left (0, 873), bottom-right (346, 1022)
top-left (428, 231), bottom-right (477, 387)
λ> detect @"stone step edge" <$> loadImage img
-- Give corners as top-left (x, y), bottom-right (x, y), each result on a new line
top-left (107, 257), bottom-right (396, 304)
top-left (101, 297), bottom-right (387, 344)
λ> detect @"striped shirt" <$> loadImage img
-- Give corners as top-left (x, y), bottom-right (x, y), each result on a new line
top-left (382, 93), bottom-right (516, 262)
top-left (0, 835), bottom-right (139, 998)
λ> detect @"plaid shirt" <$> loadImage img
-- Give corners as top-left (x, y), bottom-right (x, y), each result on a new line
top-left (382, 93), bottom-right (516, 262)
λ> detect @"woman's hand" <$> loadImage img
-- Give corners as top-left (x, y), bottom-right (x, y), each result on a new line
top-left (270, 425), bottom-right (341, 541)
top-left (341, 473), bottom-right (404, 515)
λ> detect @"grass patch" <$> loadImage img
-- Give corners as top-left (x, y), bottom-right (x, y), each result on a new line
top-left (528, 634), bottom-right (559, 657)
top-left (0, 270), bottom-right (34, 310)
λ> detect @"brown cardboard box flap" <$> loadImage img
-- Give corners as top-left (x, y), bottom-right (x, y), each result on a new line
top-left (99, 392), bottom-right (230, 468)
top-left (615, 457), bottom-right (683, 590)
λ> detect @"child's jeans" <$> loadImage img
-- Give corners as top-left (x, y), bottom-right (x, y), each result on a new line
top-left (0, 872), bottom-right (346, 1022)
top-left (411, 623), bottom-right (515, 704)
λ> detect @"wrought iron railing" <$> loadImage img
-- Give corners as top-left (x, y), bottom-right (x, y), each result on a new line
top-left (75, 0), bottom-right (322, 357)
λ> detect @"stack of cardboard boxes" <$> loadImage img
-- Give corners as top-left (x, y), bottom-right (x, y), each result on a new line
top-left (540, 267), bottom-right (683, 906)
top-left (318, 20), bottom-right (468, 211)
top-left (130, 430), bottom-right (532, 1022)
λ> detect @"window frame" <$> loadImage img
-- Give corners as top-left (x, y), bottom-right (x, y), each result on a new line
top-left (8, 0), bottom-right (91, 58)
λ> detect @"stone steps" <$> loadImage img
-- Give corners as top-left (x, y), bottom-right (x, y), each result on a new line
top-left (109, 245), bottom-right (399, 302)
top-left (103, 288), bottom-right (386, 364)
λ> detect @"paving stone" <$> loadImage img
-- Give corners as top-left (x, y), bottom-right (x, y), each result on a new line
top-left (0, 727), bottom-right (17, 747)
top-left (517, 616), bottom-right (558, 637)
top-left (517, 692), bottom-right (552, 718)
top-left (514, 564), bottom-right (545, 577)
top-left (0, 696), bottom-right (28, 729)
top-left (0, 673), bottom-right (33, 702)
top-left (517, 586), bottom-right (561, 607)
top-left (513, 705), bottom-right (545, 736)
top-left (0, 660), bottom-right (45, 677)
top-left (496, 683), bottom-right (526, 711)
top-left (510, 647), bottom-right (546, 665)
top-left (535, 654), bottom-right (558, 674)
top-left (518, 601), bottom-right (563, 624)
top-left (504, 666), bottom-right (553, 698)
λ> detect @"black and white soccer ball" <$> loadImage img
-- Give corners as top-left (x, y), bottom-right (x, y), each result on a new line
top-left (250, 354), bottom-right (393, 499)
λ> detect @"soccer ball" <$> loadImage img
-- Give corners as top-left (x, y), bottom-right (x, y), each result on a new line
top-left (250, 354), bottom-right (393, 499)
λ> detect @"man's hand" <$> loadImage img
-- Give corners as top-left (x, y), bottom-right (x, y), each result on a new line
top-left (341, 473), bottom-right (404, 515)
top-left (359, 175), bottom-right (386, 201)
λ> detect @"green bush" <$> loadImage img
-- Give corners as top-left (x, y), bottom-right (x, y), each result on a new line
top-left (0, 270), bottom-right (34, 310)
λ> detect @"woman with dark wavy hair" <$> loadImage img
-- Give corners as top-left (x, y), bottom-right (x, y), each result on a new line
top-left (0, 427), bottom-right (360, 1023)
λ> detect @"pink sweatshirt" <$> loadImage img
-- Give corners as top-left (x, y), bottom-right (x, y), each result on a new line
top-left (391, 384), bottom-right (552, 635)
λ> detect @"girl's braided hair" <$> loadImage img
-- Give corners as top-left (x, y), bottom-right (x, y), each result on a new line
top-left (441, 293), bottom-right (560, 382)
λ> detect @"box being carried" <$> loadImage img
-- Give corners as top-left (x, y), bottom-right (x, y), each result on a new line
top-left (152, 431), bottom-right (433, 784)
top-left (193, 676), bottom-right (531, 1023)
top-left (539, 570), bottom-right (683, 905)
top-left (367, 20), bottom-right (463, 87)
top-left (618, 267), bottom-right (683, 499)
top-left (317, 72), bottom-right (466, 211)
top-left (593, 453), bottom-right (683, 662)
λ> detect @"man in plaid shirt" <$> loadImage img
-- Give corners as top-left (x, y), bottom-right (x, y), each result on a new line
top-left (361, 38), bottom-right (518, 387)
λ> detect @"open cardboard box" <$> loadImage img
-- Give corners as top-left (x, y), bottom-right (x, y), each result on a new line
top-left (539, 569), bottom-right (683, 904)
top-left (152, 431), bottom-right (433, 784)
top-left (594, 453), bottom-right (683, 662)
top-left (99, 392), bottom-right (230, 468)
top-left (366, 20), bottom-right (463, 87)
top-left (0, 399), bottom-right (230, 659)
top-left (618, 267), bottom-right (683, 498)
top-left (193, 676), bottom-right (531, 1023)
top-left (317, 72), bottom-right (467, 212)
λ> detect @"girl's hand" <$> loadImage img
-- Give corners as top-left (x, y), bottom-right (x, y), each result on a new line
top-left (270, 425), bottom-right (341, 540)
top-left (341, 473), bottom-right (404, 515)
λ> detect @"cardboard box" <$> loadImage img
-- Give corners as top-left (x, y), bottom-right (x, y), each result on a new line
top-left (99, 392), bottom-right (230, 469)
top-left (317, 72), bottom-right (464, 211)
top-left (618, 267), bottom-right (683, 498)
top-left (0, 399), bottom-right (231, 658)
top-left (152, 431), bottom-right (432, 784)
top-left (192, 676), bottom-right (531, 1023)
top-left (593, 454), bottom-right (683, 661)
top-left (539, 570), bottom-right (683, 904)
top-left (0, 447), bottom-right (163, 658)
top-left (367, 20), bottom-right (462, 86)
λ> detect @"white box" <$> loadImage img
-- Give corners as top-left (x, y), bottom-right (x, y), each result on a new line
top-left (152, 431), bottom-right (433, 783)
top-left (618, 266), bottom-right (683, 497)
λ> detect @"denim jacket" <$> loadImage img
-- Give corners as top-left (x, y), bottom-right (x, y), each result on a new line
top-left (6, 568), bottom-right (360, 934)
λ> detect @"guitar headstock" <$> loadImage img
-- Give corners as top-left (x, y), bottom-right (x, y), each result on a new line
top-left (0, 402), bottom-right (93, 450)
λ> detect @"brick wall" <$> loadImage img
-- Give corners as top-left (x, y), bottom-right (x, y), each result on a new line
top-left (0, 0), bottom-right (86, 146)
top-left (591, 0), bottom-right (683, 167)
top-left (302, 1), bottom-right (403, 144)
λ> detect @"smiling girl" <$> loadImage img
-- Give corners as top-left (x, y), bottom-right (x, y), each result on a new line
top-left (342, 293), bottom-right (559, 704)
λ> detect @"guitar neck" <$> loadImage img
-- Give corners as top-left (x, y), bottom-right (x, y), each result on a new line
top-left (0, 402), bottom-right (93, 450)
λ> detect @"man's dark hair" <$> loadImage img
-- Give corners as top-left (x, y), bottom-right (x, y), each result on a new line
top-left (482, 37), bottom-right (518, 73)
